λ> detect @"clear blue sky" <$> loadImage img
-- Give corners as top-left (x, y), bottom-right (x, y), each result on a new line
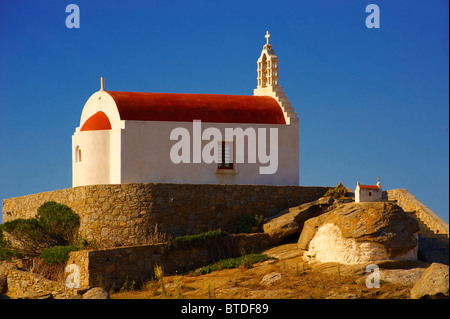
top-left (0, 0), bottom-right (448, 224)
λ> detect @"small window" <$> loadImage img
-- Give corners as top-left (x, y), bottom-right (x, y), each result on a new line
top-left (75, 145), bottom-right (82, 163)
top-left (368, 192), bottom-right (372, 196)
top-left (218, 141), bottom-right (233, 169)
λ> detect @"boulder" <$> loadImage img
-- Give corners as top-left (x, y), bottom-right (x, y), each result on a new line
top-left (263, 197), bottom-right (339, 244)
top-left (259, 272), bottom-right (282, 286)
top-left (410, 263), bottom-right (449, 299)
top-left (298, 202), bottom-right (420, 264)
top-left (18, 292), bottom-right (53, 299)
top-left (82, 287), bottom-right (110, 299)
top-left (380, 268), bottom-right (426, 286)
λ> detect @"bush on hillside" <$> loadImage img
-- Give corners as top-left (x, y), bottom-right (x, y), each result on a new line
top-left (39, 245), bottom-right (79, 265)
top-left (191, 254), bottom-right (276, 276)
top-left (0, 218), bottom-right (51, 257)
top-left (324, 182), bottom-right (348, 199)
top-left (36, 201), bottom-right (80, 245)
top-left (167, 229), bottom-right (228, 251)
top-left (236, 214), bottom-right (267, 233)
top-left (0, 226), bottom-right (21, 260)
top-left (0, 201), bottom-right (80, 260)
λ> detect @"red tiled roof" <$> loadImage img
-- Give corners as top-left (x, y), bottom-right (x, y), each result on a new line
top-left (81, 111), bottom-right (111, 131)
top-left (106, 91), bottom-right (286, 125)
top-left (359, 185), bottom-right (380, 189)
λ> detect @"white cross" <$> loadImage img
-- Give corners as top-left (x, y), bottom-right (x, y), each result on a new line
top-left (265, 31), bottom-right (270, 45)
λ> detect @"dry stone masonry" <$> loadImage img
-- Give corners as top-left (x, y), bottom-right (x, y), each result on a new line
top-left (69, 233), bottom-right (271, 290)
top-left (3, 183), bottom-right (329, 246)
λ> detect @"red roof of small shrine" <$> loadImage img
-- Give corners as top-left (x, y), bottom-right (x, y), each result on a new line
top-left (359, 185), bottom-right (380, 189)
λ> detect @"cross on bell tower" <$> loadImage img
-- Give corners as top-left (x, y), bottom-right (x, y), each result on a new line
top-left (265, 30), bottom-right (270, 45)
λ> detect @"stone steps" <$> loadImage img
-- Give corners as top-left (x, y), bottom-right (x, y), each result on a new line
top-left (404, 210), bottom-right (449, 264)
top-left (406, 210), bottom-right (448, 238)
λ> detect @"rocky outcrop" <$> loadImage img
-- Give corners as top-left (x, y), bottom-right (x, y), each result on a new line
top-left (298, 202), bottom-right (420, 264)
top-left (259, 272), bottom-right (282, 286)
top-left (410, 263), bottom-right (449, 299)
top-left (263, 197), bottom-right (349, 244)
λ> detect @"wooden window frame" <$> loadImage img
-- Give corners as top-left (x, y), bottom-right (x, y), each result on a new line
top-left (217, 141), bottom-right (233, 170)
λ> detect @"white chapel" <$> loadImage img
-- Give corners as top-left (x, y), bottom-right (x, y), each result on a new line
top-left (72, 32), bottom-right (299, 187)
top-left (355, 178), bottom-right (382, 203)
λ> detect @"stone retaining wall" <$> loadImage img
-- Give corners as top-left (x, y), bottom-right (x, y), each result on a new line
top-left (1, 233), bottom-right (272, 296)
top-left (1, 263), bottom-right (77, 299)
top-left (67, 233), bottom-right (271, 290)
top-left (3, 183), bottom-right (329, 245)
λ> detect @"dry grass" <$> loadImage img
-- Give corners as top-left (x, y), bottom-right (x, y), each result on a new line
top-left (111, 244), bottom-right (411, 300)
top-left (31, 257), bottom-right (66, 282)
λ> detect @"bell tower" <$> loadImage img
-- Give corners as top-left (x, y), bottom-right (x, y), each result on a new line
top-left (256, 31), bottom-right (279, 88)
top-left (254, 31), bottom-right (297, 125)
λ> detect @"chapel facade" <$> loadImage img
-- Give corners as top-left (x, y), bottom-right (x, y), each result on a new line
top-left (72, 32), bottom-right (299, 187)
top-left (355, 178), bottom-right (382, 203)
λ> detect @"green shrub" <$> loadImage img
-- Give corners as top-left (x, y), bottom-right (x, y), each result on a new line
top-left (0, 247), bottom-right (20, 261)
top-left (0, 226), bottom-right (21, 261)
top-left (324, 182), bottom-right (348, 198)
top-left (0, 226), bottom-right (15, 260)
top-left (0, 218), bottom-right (51, 257)
top-left (36, 201), bottom-right (80, 245)
top-left (0, 201), bottom-right (80, 259)
top-left (39, 245), bottom-right (79, 265)
top-left (236, 214), bottom-right (267, 233)
top-left (168, 229), bottom-right (228, 250)
top-left (191, 254), bottom-right (276, 276)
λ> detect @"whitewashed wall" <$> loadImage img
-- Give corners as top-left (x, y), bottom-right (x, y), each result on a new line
top-left (73, 91), bottom-right (299, 186)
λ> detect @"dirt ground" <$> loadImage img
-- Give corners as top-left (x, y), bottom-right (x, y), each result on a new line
top-left (111, 243), bottom-right (416, 299)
